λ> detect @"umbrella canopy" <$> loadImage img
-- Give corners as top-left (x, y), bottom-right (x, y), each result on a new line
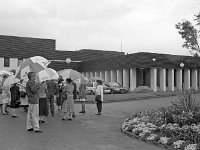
top-left (15, 56), bottom-right (51, 82)
top-left (0, 70), bottom-right (13, 76)
top-left (45, 68), bottom-right (59, 80)
top-left (57, 69), bottom-right (84, 81)
top-left (3, 75), bottom-right (20, 87)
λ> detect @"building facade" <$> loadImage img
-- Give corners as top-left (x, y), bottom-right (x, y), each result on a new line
top-left (1, 35), bottom-right (199, 92)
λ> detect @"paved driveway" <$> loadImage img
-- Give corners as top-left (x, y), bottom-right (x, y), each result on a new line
top-left (0, 94), bottom-right (197, 150)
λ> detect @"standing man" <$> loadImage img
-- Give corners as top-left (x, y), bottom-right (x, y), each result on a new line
top-left (26, 72), bottom-right (42, 133)
top-left (46, 80), bottom-right (57, 116)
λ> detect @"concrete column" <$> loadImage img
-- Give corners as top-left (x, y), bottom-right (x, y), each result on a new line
top-left (95, 71), bottom-right (100, 77)
top-left (105, 70), bottom-right (111, 83)
top-left (160, 68), bottom-right (166, 91)
top-left (117, 69), bottom-right (123, 85)
top-left (184, 69), bottom-right (190, 90)
top-left (199, 70), bottom-right (200, 90)
top-left (90, 72), bottom-right (95, 78)
top-left (0, 58), bottom-right (3, 70)
top-left (86, 72), bottom-right (90, 78)
top-left (150, 68), bottom-right (157, 92)
top-left (130, 68), bottom-right (136, 91)
top-left (82, 72), bottom-right (86, 77)
top-left (168, 69), bottom-right (174, 91)
top-left (100, 71), bottom-right (105, 81)
top-left (110, 70), bottom-right (117, 82)
top-left (123, 69), bottom-right (129, 88)
top-left (192, 70), bottom-right (198, 90)
top-left (176, 69), bottom-right (183, 90)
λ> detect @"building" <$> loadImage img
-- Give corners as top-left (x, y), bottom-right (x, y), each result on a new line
top-left (1, 35), bottom-right (199, 92)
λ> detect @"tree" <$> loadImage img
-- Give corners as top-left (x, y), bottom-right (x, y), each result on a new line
top-left (176, 12), bottom-right (200, 68)
top-left (175, 11), bottom-right (200, 56)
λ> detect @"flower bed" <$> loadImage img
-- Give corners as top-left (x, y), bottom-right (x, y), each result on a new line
top-left (121, 90), bottom-right (200, 150)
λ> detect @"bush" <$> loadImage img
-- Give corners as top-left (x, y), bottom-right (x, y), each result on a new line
top-left (171, 90), bottom-right (199, 113)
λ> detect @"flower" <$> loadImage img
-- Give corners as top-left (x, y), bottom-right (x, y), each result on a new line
top-left (159, 137), bottom-right (170, 144)
top-left (181, 125), bottom-right (190, 131)
top-left (173, 140), bottom-right (185, 149)
top-left (146, 134), bottom-right (157, 141)
top-left (184, 144), bottom-right (197, 150)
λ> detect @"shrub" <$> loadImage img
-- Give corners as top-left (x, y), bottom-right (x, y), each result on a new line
top-left (171, 90), bottom-right (199, 113)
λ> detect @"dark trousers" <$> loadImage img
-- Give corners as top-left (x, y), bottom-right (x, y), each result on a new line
top-left (48, 95), bottom-right (54, 116)
top-left (96, 101), bottom-right (102, 113)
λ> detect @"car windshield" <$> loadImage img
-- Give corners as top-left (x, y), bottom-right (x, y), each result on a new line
top-left (109, 82), bottom-right (120, 87)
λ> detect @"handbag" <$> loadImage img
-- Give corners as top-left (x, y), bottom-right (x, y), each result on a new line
top-left (95, 95), bottom-right (101, 102)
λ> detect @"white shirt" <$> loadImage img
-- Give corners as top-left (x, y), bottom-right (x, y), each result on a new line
top-left (95, 85), bottom-right (103, 101)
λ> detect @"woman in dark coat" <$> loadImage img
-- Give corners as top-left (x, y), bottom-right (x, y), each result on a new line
top-left (10, 83), bottom-right (20, 117)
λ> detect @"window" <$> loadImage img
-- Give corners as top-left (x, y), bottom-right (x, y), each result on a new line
top-left (18, 58), bottom-right (23, 66)
top-left (4, 57), bottom-right (10, 67)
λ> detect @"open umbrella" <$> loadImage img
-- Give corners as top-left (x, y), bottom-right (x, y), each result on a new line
top-left (45, 68), bottom-right (59, 80)
top-left (0, 70), bottom-right (13, 76)
top-left (57, 69), bottom-right (84, 81)
top-left (15, 56), bottom-right (51, 82)
top-left (3, 75), bottom-right (20, 87)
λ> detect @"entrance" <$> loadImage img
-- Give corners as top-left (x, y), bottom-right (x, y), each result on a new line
top-left (136, 68), bottom-right (150, 86)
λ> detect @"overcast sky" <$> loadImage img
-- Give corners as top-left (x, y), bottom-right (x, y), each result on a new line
top-left (0, 0), bottom-right (199, 56)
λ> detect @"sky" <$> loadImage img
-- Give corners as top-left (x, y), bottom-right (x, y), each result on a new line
top-left (0, 0), bottom-right (200, 56)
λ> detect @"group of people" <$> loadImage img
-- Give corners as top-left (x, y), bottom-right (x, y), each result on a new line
top-left (0, 71), bottom-right (104, 133)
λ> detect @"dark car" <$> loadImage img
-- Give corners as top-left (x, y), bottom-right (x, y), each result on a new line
top-left (105, 82), bottom-right (129, 94)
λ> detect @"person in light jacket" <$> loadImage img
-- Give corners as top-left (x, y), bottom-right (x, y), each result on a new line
top-left (26, 72), bottom-right (42, 133)
top-left (94, 80), bottom-right (103, 115)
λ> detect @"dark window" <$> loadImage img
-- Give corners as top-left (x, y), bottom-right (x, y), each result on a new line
top-left (4, 57), bottom-right (10, 67)
top-left (18, 58), bottom-right (23, 66)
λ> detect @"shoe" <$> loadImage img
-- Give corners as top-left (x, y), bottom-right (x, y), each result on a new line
top-left (12, 115), bottom-right (18, 118)
top-left (62, 118), bottom-right (66, 121)
top-left (95, 113), bottom-right (101, 115)
top-left (34, 130), bottom-right (43, 133)
top-left (68, 118), bottom-right (72, 121)
top-left (27, 128), bottom-right (34, 131)
top-left (2, 113), bottom-right (8, 115)
top-left (79, 111), bottom-right (85, 113)
top-left (39, 120), bottom-right (45, 123)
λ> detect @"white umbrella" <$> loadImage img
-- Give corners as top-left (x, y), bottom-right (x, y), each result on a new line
top-left (16, 56), bottom-right (51, 82)
top-left (3, 75), bottom-right (20, 87)
top-left (57, 69), bottom-right (84, 81)
top-left (45, 68), bottom-right (59, 80)
top-left (0, 70), bottom-right (13, 76)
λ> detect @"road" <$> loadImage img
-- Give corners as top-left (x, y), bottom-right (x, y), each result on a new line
top-left (0, 95), bottom-right (187, 150)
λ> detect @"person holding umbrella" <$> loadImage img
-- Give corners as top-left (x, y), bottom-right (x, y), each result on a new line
top-left (1, 74), bottom-right (10, 115)
top-left (26, 72), bottom-right (43, 133)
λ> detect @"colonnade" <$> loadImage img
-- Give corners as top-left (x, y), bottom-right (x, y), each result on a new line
top-left (82, 68), bottom-right (200, 92)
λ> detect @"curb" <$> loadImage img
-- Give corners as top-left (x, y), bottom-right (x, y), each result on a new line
top-left (75, 93), bottom-right (177, 104)
top-left (121, 128), bottom-right (175, 150)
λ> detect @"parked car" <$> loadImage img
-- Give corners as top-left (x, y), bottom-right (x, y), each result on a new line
top-left (105, 82), bottom-right (129, 94)
top-left (86, 83), bottom-right (96, 95)
top-left (86, 82), bottom-right (111, 95)
top-left (103, 84), bottom-right (111, 94)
